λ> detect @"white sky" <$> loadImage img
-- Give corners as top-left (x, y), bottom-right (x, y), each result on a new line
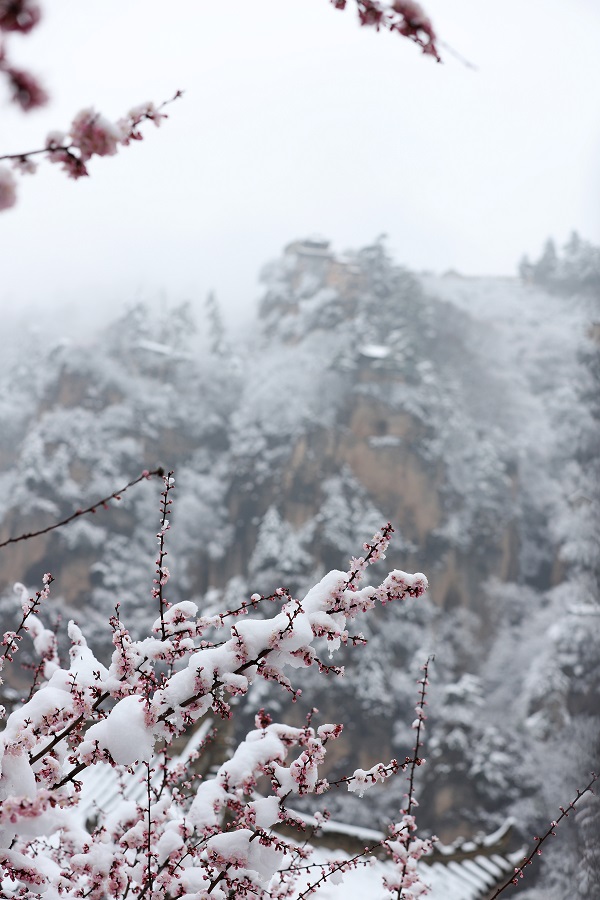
top-left (1, 0), bottom-right (599, 326)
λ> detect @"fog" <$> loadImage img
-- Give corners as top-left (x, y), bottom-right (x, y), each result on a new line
top-left (1, 0), bottom-right (599, 333)
top-left (1, 6), bottom-right (599, 893)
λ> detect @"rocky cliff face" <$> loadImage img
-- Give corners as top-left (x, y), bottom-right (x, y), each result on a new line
top-left (210, 239), bottom-right (549, 617)
top-left (0, 238), bottom-right (597, 882)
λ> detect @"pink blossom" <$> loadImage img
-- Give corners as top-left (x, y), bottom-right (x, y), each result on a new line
top-left (331, 0), bottom-right (439, 60)
top-left (54, 150), bottom-right (88, 178)
top-left (45, 130), bottom-right (67, 150)
top-left (392, 0), bottom-right (428, 25)
top-left (6, 67), bottom-right (48, 110)
top-left (0, 0), bottom-right (41, 33)
top-left (0, 164), bottom-right (17, 209)
top-left (0, 512), bottom-right (436, 897)
top-left (69, 108), bottom-right (124, 161)
top-left (127, 100), bottom-right (167, 128)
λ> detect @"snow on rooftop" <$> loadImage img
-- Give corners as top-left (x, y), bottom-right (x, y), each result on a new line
top-left (284, 809), bottom-right (385, 845)
top-left (134, 338), bottom-right (174, 356)
top-left (285, 236), bottom-right (332, 257)
top-left (359, 343), bottom-right (390, 359)
top-left (293, 845), bottom-right (518, 899)
top-left (76, 719), bottom-right (214, 824)
top-left (368, 435), bottom-right (402, 448)
top-left (133, 338), bottom-right (192, 359)
top-left (74, 762), bottom-right (520, 900)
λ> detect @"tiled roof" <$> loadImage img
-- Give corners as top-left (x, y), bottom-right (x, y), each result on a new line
top-left (293, 845), bottom-right (522, 899)
top-left (281, 813), bottom-right (522, 899)
top-left (76, 737), bottom-right (522, 900)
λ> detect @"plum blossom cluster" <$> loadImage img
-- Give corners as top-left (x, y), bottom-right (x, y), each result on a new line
top-left (0, 0), bottom-right (47, 113)
top-left (0, 472), bottom-right (433, 898)
top-left (382, 658), bottom-right (435, 899)
top-left (0, 0), bottom-right (181, 212)
top-left (0, 0), bottom-right (47, 212)
top-left (0, 47), bottom-right (47, 112)
top-left (330, 0), bottom-right (439, 60)
top-left (0, 92), bottom-right (181, 211)
top-left (0, 0), bottom-right (40, 34)
top-left (0, 163), bottom-right (16, 211)
top-left (384, 815), bottom-right (433, 899)
top-left (0, 0), bottom-right (439, 212)
top-left (0, 574), bottom-right (54, 715)
top-left (0, 471), bottom-right (595, 897)
top-left (153, 472), bottom-right (175, 641)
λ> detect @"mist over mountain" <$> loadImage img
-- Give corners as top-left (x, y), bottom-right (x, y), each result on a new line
top-left (1, 235), bottom-right (598, 897)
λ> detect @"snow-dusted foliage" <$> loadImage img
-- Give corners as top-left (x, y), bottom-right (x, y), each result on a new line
top-left (0, 299), bottom-right (242, 646)
top-left (0, 480), bottom-right (434, 899)
top-left (519, 232), bottom-right (600, 298)
top-left (0, 235), bottom-right (598, 893)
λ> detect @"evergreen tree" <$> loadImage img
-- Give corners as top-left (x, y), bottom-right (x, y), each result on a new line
top-left (532, 237), bottom-right (558, 286)
top-left (205, 290), bottom-right (228, 357)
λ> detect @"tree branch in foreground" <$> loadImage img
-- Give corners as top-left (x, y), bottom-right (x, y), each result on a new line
top-left (330, 0), bottom-right (440, 61)
top-left (489, 772), bottom-right (599, 898)
top-left (0, 467), bottom-right (164, 548)
top-left (0, 92), bottom-right (183, 211)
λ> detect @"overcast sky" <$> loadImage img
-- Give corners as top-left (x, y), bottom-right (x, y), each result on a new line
top-left (1, 0), bottom-right (599, 327)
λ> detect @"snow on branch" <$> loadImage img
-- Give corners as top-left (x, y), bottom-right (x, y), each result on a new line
top-left (0, 467), bottom-right (594, 897)
top-left (0, 92), bottom-right (183, 211)
top-left (385, 656), bottom-right (435, 900)
top-left (0, 472), bottom-right (433, 898)
top-left (330, 0), bottom-right (440, 60)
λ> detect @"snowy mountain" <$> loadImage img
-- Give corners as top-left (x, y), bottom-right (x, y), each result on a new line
top-left (0, 234), bottom-right (597, 896)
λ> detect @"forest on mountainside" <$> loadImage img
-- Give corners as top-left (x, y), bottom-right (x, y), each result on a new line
top-left (0, 234), bottom-right (598, 896)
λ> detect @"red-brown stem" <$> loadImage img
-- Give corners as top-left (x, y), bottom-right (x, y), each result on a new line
top-left (1, 577), bottom-right (53, 665)
top-left (0, 92), bottom-right (183, 163)
top-left (145, 762), bottom-right (154, 897)
top-left (155, 471), bottom-right (174, 640)
top-left (489, 772), bottom-right (599, 898)
top-left (31, 654), bottom-right (151, 767)
top-left (296, 839), bottom-right (386, 898)
top-left (0, 468), bottom-right (164, 549)
top-left (397, 654), bottom-right (433, 900)
top-left (345, 522), bottom-right (394, 591)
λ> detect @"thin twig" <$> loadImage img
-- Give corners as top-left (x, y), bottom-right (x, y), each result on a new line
top-left (146, 762), bottom-right (154, 897)
top-left (0, 468), bottom-right (164, 549)
top-left (154, 471), bottom-right (174, 640)
top-left (0, 92), bottom-right (183, 163)
top-left (1, 576), bottom-right (53, 665)
top-left (489, 772), bottom-right (599, 898)
top-left (397, 654), bottom-right (433, 900)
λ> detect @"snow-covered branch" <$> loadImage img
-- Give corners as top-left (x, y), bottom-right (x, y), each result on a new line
top-left (330, 0), bottom-right (439, 60)
top-left (0, 472), bottom-right (431, 898)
